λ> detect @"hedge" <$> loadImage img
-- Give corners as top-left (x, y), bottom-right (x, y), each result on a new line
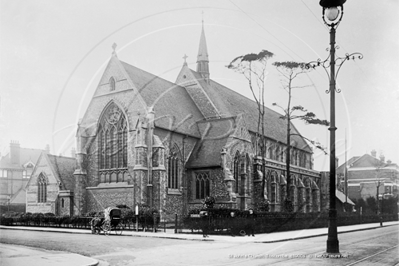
top-left (181, 208), bottom-right (398, 235)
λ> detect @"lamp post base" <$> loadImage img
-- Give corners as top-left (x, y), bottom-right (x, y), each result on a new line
top-left (326, 239), bottom-right (340, 254)
top-left (327, 209), bottom-right (339, 253)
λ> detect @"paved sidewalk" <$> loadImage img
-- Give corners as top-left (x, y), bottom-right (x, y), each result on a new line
top-left (1, 221), bottom-right (398, 266)
top-left (0, 243), bottom-right (99, 266)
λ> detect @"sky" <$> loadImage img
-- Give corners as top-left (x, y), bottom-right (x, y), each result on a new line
top-left (0, 0), bottom-right (398, 171)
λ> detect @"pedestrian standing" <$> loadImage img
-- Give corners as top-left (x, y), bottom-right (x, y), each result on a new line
top-left (201, 211), bottom-right (209, 238)
top-left (247, 209), bottom-right (256, 237)
top-left (230, 211), bottom-right (236, 237)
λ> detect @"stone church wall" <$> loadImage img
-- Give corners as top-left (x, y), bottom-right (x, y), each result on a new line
top-left (86, 186), bottom-right (134, 213)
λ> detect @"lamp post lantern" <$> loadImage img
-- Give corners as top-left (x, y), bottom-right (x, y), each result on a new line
top-left (307, 0), bottom-right (362, 255)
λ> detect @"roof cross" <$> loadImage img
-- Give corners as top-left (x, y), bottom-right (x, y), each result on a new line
top-left (112, 43), bottom-right (117, 55)
top-left (183, 54), bottom-right (188, 65)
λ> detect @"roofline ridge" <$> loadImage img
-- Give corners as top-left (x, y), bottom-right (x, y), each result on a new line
top-left (190, 68), bottom-right (312, 153)
top-left (120, 60), bottom-right (181, 88)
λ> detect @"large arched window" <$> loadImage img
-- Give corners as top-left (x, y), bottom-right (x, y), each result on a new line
top-left (98, 102), bottom-right (128, 183)
top-left (168, 144), bottom-right (180, 190)
top-left (37, 173), bottom-right (47, 203)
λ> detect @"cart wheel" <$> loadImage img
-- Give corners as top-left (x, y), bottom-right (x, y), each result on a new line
top-left (114, 224), bottom-right (123, 235)
top-left (239, 230), bottom-right (246, 236)
top-left (102, 221), bottom-right (111, 235)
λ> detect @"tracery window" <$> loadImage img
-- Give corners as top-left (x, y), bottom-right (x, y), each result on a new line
top-left (168, 145), bottom-right (180, 189)
top-left (98, 102), bottom-right (127, 183)
top-left (195, 172), bottom-right (210, 200)
top-left (37, 173), bottom-right (47, 203)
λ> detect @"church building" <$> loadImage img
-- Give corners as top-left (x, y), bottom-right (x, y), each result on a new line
top-left (73, 24), bottom-right (322, 219)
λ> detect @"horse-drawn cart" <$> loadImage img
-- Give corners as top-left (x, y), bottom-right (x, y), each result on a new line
top-left (90, 207), bottom-right (124, 235)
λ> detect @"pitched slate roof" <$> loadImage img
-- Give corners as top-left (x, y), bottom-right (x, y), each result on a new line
top-left (336, 189), bottom-right (355, 205)
top-left (120, 61), bottom-right (204, 138)
top-left (187, 118), bottom-right (235, 168)
top-left (189, 69), bottom-right (312, 152)
top-left (47, 154), bottom-right (77, 191)
top-left (0, 148), bottom-right (42, 169)
top-left (336, 156), bottom-right (360, 174)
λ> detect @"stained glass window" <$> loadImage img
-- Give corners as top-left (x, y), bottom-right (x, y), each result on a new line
top-left (98, 102), bottom-right (127, 183)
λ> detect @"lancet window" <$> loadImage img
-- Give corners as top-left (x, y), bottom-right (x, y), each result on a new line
top-left (195, 172), bottom-right (210, 200)
top-left (37, 173), bottom-right (47, 203)
top-left (168, 144), bottom-right (180, 189)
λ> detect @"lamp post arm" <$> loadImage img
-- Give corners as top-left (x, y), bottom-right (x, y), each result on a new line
top-left (334, 53), bottom-right (364, 82)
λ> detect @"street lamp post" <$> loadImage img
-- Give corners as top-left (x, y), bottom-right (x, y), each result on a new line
top-left (307, 0), bottom-right (363, 255)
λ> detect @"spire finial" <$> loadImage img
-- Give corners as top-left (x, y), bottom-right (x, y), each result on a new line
top-left (202, 11), bottom-right (204, 26)
top-left (183, 54), bottom-right (188, 65)
top-left (112, 43), bottom-right (117, 56)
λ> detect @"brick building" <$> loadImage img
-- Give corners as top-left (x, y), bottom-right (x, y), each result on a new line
top-left (26, 152), bottom-right (76, 215)
top-left (73, 24), bottom-right (322, 219)
top-left (336, 150), bottom-right (399, 202)
top-left (0, 141), bottom-right (42, 210)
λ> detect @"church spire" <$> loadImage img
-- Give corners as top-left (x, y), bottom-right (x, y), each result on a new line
top-left (196, 18), bottom-right (210, 81)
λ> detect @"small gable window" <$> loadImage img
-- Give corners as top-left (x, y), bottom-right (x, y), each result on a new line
top-left (109, 77), bottom-right (116, 91)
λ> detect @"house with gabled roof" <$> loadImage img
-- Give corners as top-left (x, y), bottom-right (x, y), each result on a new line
top-left (74, 23), bottom-right (322, 218)
top-left (0, 141), bottom-right (42, 210)
top-left (337, 150), bottom-right (399, 202)
top-left (26, 152), bottom-right (76, 215)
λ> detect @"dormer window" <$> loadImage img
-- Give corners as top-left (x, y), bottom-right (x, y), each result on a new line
top-left (109, 77), bottom-right (116, 91)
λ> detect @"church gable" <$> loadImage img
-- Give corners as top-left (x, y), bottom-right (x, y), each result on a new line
top-left (94, 54), bottom-right (141, 99)
top-left (121, 61), bottom-right (203, 137)
top-left (176, 65), bottom-right (220, 119)
top-left (27, 153), bottom-right (55, 188)
top-left (231, 114), bottom-right (251, 143)
top-left (78, 52), bottom-right (148, 141)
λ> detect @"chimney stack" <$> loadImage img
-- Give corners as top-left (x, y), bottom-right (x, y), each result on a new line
top-left (45, 144), bottom-right (50, 154)
top-left (379, 154), bottom-right (385, 163)
top-left (10, 140), bottom-right (21, 165)
top-left (371, 150), bottom-right (377, 157)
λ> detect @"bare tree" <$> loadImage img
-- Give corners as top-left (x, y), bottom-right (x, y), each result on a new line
top-left (227, 50), bottom-right (274, 199)
top-left (272, 61), bottom-right (329, 212)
